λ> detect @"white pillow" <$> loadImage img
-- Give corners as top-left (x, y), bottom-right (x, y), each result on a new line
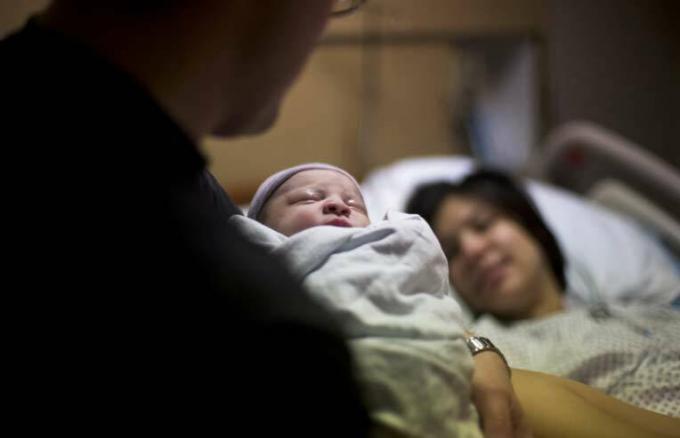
top-left (360, 156), bottom-right (680, 307)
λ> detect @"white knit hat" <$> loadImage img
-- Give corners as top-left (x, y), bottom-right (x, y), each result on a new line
top-left (247, 163), bottom-right (362, 220)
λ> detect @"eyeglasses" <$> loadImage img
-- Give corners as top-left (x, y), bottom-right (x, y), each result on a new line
top-left (331, 0), bottom-right (367, 17)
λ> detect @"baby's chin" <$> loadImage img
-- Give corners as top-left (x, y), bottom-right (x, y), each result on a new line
top-left (285, 219), bottom-right (356, 236)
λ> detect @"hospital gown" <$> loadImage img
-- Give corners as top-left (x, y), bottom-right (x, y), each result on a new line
top-left (471, 304), bottom-right (680, 417)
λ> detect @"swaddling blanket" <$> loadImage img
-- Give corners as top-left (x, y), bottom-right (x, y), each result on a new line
top-left (231, 211), bottom-right (482, 437)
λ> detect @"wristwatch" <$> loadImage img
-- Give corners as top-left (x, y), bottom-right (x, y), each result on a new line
top-left (465, 336), bottom-right (511, 374)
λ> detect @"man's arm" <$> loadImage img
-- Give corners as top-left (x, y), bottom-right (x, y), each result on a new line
top-left (511, 369), bottom-right (680, 438)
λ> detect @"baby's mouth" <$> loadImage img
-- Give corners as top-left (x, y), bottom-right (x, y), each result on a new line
top-left (326, 218), bottom-right (351, 227)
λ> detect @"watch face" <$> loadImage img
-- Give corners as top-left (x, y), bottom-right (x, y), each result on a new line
top-left (467, 336), bottom-right (495, 354)
top-left (468, 337), bottom-right (487, 351)
top-left (466, 337), bottom-right (510, 372)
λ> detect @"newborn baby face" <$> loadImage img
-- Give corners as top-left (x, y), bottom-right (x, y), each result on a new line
top-left (260, 169), bottom-right (370, 236)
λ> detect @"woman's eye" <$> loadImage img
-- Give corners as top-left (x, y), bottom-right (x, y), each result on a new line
top-left (472, 214), bottom-right (495, 231)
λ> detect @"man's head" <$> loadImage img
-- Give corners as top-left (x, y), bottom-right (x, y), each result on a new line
top-left (206, 0), bottom-right (338, 137)
top-left (45, 1), bottom-right (362, 139)
top-left (248, 163), bottom-right (370, 236)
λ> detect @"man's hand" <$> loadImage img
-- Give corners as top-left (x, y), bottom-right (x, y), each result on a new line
top-left (471, 351), bottom-right (532, 438)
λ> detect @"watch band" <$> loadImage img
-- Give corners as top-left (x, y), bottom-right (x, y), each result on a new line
top-left (465, 336), bottom-right (511, 375)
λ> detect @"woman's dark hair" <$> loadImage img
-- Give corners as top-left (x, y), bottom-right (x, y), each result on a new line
top-left (405, 170), bottom-right (567, 292)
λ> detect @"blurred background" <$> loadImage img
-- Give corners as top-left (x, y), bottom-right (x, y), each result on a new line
top-left (3, 0), bottom-right (679, 204)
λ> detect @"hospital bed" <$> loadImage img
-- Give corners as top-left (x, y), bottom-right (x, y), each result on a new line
top-left (237, 121), bottom-right (680, 425)
top-left (360, 122), bottom-right (680, 308)
top-left (358, 122), bottom-right (680, 420)
top-left (533, 121), bottom-right (680, 256)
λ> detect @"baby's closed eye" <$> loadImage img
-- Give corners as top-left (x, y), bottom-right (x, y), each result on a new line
top-left (291, 189), bottom-right (324, 204)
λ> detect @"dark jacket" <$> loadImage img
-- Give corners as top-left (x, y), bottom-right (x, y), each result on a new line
top-left (1, 20), bottom-right (369, 435)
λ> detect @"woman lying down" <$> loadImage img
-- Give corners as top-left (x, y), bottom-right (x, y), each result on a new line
top-left (231, 163), bottom-right (680, 438)
top-left (406, 170), bottom-right (680, 414)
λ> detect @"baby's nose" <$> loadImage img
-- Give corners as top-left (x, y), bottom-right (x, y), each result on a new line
top-left (323, 199), bottom-right (350, 216)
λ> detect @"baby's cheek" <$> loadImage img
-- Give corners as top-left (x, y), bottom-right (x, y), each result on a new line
top-left (288, 208), bottom-right (322, 232)
top-left (354, 214), bottom-right (371, 228)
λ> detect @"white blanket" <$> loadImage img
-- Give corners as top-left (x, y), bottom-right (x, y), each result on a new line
top-left (471, 305), bottom-right (680, 417)
top-left (232, 212), bottom-right (482, 437)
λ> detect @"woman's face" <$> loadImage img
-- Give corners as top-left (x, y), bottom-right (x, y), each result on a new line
top-left (433, 195), bottom-right (553, 319)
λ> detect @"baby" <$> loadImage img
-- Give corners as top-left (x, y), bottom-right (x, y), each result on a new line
top-left (233, 163), bottom-right (481, 438)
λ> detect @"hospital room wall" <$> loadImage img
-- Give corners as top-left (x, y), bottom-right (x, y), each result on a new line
top-left (203, 0), bottom-right (547, 203)
top-left (1, 0), bottom-right (547, 204)
top-left (0, 0), bottom-right (49, 36)
top-left (204, 43), bottom-right (467, 203)
top-left (547, 0), bottom-right (680, 169)
top-left (4, 1), bottom-right (677, 202)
